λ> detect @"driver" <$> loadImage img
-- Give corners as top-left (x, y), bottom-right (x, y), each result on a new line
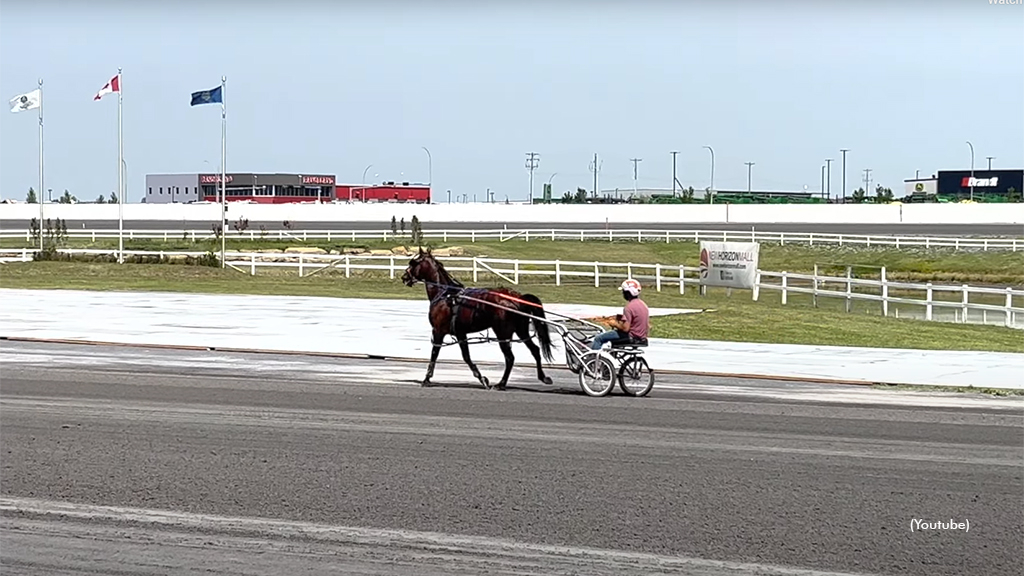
top-left (590, 278), bottom-right (650, 350)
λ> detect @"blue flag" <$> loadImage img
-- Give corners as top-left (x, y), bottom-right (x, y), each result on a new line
top-left (190, 86), bottom-right (223, 106)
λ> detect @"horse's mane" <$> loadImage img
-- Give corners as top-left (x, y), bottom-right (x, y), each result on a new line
top-left (424, 250), bottom-right (464, 288)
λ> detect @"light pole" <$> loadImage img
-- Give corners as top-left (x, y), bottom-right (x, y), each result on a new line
top-left (821, 164), bottom-right (826, 198)
top-left (671, 151), bottom-right (678, 196)
top-left (421, 147), bottom-right (432, 185)
top-left (986, 156), bottom-right (994, 170)
top-left (745, 162), bottom-right (755, 192)
top-left (966, 140), bottom-right (975, 200)
top-left (703, 146), bottom-right (714, 202)
top-left (840, 149), bottom-right (849, 203)
top-left (630, 158), bottom-right (642, 198)
top-left (825, 158), bottom-right (833, 201)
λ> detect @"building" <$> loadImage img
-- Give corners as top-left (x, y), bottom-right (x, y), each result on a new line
top-left (145, 174), bottom-right (201, 204)
top-left (336, 182), bottom-right (431, 203)
top-left (904, 169), bottom-right (1022, 200)
top-left (145, 173), bottom-right (336, 204)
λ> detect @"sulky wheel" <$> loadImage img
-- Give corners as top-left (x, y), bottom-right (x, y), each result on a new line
top-left (618, 356), bottom-right (655, 397)
top-left (578, 352), bottom-right (616, 397)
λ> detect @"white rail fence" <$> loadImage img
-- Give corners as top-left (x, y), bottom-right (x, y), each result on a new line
top-left (1, 227), bottom-right (1021, 250)
top-left (3, 248), bottom-right (1022, 329)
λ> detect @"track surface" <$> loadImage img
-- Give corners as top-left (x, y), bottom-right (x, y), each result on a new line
top-left (1, 341), bottom-right (1022, 575)
top-left (2, 219), bottom-right (1021, 236)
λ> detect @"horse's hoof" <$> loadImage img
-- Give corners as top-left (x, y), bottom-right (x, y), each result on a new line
top-left (421, 379), bottom-right (432, 387)
top-left (480, 376), bottom-right (490, 389)
top-left (541, 376), bottom-right (553, 385)
top-left (493, 384), bottom-right (507, 391)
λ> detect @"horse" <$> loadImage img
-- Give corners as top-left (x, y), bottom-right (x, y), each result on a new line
top-left (401, 248), bottom-right (555, 390)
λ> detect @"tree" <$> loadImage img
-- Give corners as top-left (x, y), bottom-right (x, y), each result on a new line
top-left (95, 194), bottom-right (107, 204)
top-left (109, 192), bottom-right (118, 204)
top-left (873, 184), bottom-right (893, 204)
top-left (852, 188), bottom-right (866, 204)
top-left (1008, 187), bottom-right (1021, 203)
top-left (25, 187), bottom-right (37, 203)
top-left (410, 215), bottom-right (423, 244)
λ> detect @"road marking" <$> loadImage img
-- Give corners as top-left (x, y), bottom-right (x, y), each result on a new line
top-left (0, 496), bottom-right (877, 576)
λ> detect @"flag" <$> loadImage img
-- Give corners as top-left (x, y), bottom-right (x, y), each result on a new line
top-left (190, 86), bottom-right (223, 106)
top-left (9, 89), bottom-right (40, 113)
top-left (94, 74), bottom-right (120, 100)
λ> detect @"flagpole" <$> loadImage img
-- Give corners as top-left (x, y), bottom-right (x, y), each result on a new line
top-left (38, 78), bottom-right (44, 253)
top-left (118, 67), bottom-right (124, 264)
top-left (220, 75), bottom-right (226, 268)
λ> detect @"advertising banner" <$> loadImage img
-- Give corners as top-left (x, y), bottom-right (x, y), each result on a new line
top-left (698, 241), bottom-right (760, 289)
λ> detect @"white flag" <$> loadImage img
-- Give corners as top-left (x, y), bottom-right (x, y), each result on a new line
top-left (9, 89), bottom-right (40, 113)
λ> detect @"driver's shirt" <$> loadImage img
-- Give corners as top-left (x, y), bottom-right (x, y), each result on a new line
top-left (622, 298), bottom-right (650, 339)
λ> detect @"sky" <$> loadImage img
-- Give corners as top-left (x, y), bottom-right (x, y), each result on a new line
top-left (1, 0), bottom-right (1021, 204)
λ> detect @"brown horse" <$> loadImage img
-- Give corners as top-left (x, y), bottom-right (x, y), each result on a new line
top-left (401, 248), bottom-right (555, 390)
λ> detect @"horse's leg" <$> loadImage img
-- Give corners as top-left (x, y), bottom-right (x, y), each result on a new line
top-left (457, 333), bottom-right (489, 389)
top-left (422, 329), bottom-right (443, 387)
top-left (515, 320), bottom-right (552, 385)
top-left (495, 329), bottom-right (515, 391)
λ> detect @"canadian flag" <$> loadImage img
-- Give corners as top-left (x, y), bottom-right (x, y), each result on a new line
top-left (94, 74), bottom-right (120, 100)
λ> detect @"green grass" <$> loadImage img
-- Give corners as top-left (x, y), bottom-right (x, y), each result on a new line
top-left (3, 261), bottom-right (1022, 354)
top-left (6, 236), bottom-right (1022, 285)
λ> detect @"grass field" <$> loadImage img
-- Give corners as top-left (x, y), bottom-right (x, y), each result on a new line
top-left (3, 261), bottom-right (1022, 353)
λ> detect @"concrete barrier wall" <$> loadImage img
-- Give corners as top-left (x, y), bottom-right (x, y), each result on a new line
top-left (2, 201), bottom-right (1022, 225)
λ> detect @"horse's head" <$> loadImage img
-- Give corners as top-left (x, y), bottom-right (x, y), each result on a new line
top-left (401, 247), bottom-right (436, 287)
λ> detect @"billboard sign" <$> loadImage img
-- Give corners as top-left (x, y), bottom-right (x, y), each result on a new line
top-left (699, 242), bottom-right (760, 289)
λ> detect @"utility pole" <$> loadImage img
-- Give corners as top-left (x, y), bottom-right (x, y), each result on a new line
top-left (745, 162), bottom-right (755, 192)
top-left (863, 168), bottom-right (872, 197)
top-left (670, 151), bottom-right (678, 197)
top-left (821, 165), bottom-right (826, 197)
top-left (630, 157), bottom-right (642, 197)
top-left (589, 153), bottom-right (601, 198)
top-left (525, 152), bottom-right (540, 204)
top-left (840, 148), bottom-right (849, 204)
top-left (986, 156), bottom-right (994, 170)
top-left (825, 158), bottom-right (833, 201)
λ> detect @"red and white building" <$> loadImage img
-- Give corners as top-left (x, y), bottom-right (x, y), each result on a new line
top-left (145, 173), bottom-right (431, 204)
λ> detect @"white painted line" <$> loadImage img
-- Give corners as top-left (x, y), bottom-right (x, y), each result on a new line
top-left (0, 496), bottom-right (876, 576)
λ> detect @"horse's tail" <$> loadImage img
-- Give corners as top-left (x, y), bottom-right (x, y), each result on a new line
top-left (520, 293), bottom-right (555, 362)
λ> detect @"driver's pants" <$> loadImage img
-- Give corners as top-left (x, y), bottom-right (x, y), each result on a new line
top-left (591, 329), bottom-right (629, 350)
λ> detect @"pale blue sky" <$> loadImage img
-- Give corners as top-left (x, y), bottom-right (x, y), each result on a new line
top-left (1, 0), bottom-right (1021, 203)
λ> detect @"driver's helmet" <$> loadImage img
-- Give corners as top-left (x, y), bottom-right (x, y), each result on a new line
top-left (620, 278), bottom-right (642, 296)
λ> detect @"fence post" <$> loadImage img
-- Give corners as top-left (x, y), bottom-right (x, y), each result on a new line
top-left (665, 231), bottom-right (670, 244)
top-left (472, 230), bottom-right (476, 242)
top-left (961, 284), bottom-right (968, 323)
top-left (390, 256), bottom-right (396, 279)
top-left (781, 271), bottom-right (788, 305)
top-left (812, 264), bottom-right (819, 308)
top-left (752, 271), bottom-right (761, 301)
top-left (514, 260), bottom-right (520, 284)
top-left (473, 258), bottom-right (479, 282)
top-left (555, 260), bottom-right (561, 286)
top-left (345, 255), bottom-right (351, 278)
top-left (627, 262), bottom-right (633, 279)
top-left (679, 265), bottom-right (685, 294)
top-left (525, 231), bottom-right (530, 242)
top-left (1005, 287), bottom-right (1013, 328)
top-left (594, 262), bottom-right (599, 287)
top-left (250, 255), bottom-right (256, 276)
top-left (881, 266), bottom-right (888, 317)
top-left (655, 264), bottom-right (662, 291)
top-left (327, 230), bottom-right (331, 242)
top-left (845, 266), bottom-right (852, 313)
top-left (299, 255), bottom-right (304, 277)
top-left (926, 283), bottom-right (933, 321)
